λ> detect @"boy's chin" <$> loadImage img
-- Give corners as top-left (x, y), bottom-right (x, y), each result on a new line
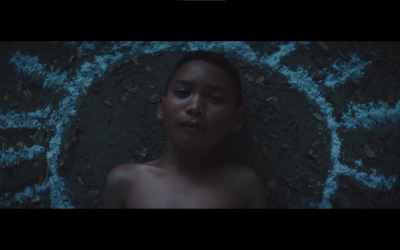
top-left (179, 143), bottom-right (214, 153)
top-left (175, 140), bottom-right (220, 154)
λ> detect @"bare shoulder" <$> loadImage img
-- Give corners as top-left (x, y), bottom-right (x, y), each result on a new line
top-left (226, 163), bottom-right (268, 208)
top-left (103, 163), bottom-right (146, 208)
top-left (104, 164), bottom-right (133, 189)
top-left (107, 163), bottom-right (139, 180)
top-left (226, 163), bottom-right (261, 183)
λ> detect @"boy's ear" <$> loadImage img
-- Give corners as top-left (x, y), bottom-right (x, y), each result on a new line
top-left (232, 108), bottom-right (246, 132)
top-left (157, 95), bottom-right (165, 121)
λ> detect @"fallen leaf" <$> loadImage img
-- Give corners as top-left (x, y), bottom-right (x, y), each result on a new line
top-left (148, 93), bottom-right (160, 104)
top-left (370, 50), bottom-right (379, 58)
top-left (69, 134), bottom-right (79, 149)
top-left (281, 144), bottom-right (292, 150)
top-left (126, 85), bottom-right (140, 94)
top-left (17, 80), bottom-right (23, 91)
top-left (355, 146), bottom-right (364, 155)
top-left (16, 141), bottom-right (23, 147)
top-left (244, 73), bottom-right (254, 83)
top-left (316, 41), bottom-right (330, 52)
top-left (310, 153), bottom-right (321, 163)
top-left (68, 55), bottom-right (75, 64)
top-left (365, 201), bottom-right (374, 208)
top-left (88, 190), bottom-right (100, 199)
top-left (103, 100), bottom-right (112, 107)
top-left (364, 144), bottom-right (375, 158)
top-left (32, 131), bottom-right (40, 143)
top-left (357, 92), bottom-right (366, 102)
top-left (270, 132), bottom-right (279, 139)
top-left (121, 93), bottom-right (129, 103)
top-left (387, 94), bottom-right (394, 105)
top-left (255, 75), bottom-right (265, 84)
top-left (267, 180), bottom-right (276, 191)
top-left (23, 89), bottom-right (33, 103)
top-left (3, 91), bottom-right (8, 102)
top-left (59, 161), bottom-right (64, 167)
top-left (337, 50), bottom-right (346, 59)
top-left (312, 140), bottom-right (320, 148)
top-left (252, 136), bottom-right (268, 153)
top-left (387, 53), bottom-right (399, 62)
top-left (31, 197), bottom-right (39, 203)
top-left (308, 149), bottom-right (314, 155)
top-left (64, 171), bottom-right (71, 178)
top-left (265, 96), bottom-right (279, 102)
top-left (145, 65), bottom-right (151, 72)
top-left (147, 82), bottom-right (156, 88)
top-left (252, 136), bottom-right (260, 143)
top-left (314, 58), bottom-right (330, 69)
top-left (260, 144), bottom-right (268, 154)
top-left (38, 175), bottom-right (44, 184)
top-left (219, 45), bottom-right (225, 52)
top-left (77, 176), bottom-right (85, 186)
top-left (312, 112), bottom-right (324, 122)
top-left (132, 57), bottom-right (138, 64)
top-left (139, 147), bottom-right (148, 158)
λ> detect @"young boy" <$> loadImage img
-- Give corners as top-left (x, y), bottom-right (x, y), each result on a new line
top-left (103, 50), bottom-right (267, 208)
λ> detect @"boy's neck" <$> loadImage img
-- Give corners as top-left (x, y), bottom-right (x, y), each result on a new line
top-left (159, 140), bottom-right (219, 173)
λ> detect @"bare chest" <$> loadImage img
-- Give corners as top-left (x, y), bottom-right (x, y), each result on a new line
top-left (124, 169), bottom-right (245, 208)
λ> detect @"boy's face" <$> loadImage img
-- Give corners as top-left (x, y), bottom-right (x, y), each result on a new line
top-left (158, 60), bottom-right (244, 152)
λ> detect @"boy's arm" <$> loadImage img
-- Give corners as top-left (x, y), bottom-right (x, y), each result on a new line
top-left (242, 167), bottom-right (268, 208)
top-left (102, 165), bottom-right (130, 208)
top-left (247, 182), bottom-right (268, 208)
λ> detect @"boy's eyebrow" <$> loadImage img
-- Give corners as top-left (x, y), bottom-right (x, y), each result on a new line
top-left (171, 79), bottom-right (193, 86)
top-left (172, 80), bottom-right (231, 93)
top-left (206, 84), bottom-right (231, 93)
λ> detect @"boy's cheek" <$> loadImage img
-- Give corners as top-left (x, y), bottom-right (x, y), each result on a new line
top-left (209, 114), bottom-right (236, 132)
top-left (211, 108), bottom-right (236, 122)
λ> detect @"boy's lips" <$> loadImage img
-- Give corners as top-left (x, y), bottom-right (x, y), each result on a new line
top-left (180, 121), bottom-right (206, 130)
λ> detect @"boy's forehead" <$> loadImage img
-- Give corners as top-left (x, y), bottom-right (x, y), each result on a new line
top-left (171, 79), bottom-right (232, 93)
top-left (170, 60), bottom-right (235, 88)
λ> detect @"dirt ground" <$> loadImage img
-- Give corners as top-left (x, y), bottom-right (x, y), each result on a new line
top-left (0, 41), bottom-right (399, 208)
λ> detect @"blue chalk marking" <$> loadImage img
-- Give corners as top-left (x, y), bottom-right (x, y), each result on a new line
top-left (341, 100), bottom-right (400, 130)
top-left (1, 41), bottom-right (398, 208)
top-left (0, 145), bottom-right (45, 167)
top-left (321, 54), bottom-right (372, 88)
top-left (257, 42), bottom-right (397, 208)
top-left (0, 106), bottom-right (53, 130)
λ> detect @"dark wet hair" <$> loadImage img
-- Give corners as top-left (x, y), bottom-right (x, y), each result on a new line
top-left (165, 50), bottom-right (243, 109)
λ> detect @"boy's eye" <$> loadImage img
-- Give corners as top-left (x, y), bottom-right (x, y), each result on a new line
top-left (174, 90), bottom-right (190, 98)
top-left (208, 95), bottom-right (225, 104)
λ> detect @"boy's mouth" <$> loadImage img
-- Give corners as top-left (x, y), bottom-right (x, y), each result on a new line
top-left (180, 121), bottom-right (206, 131)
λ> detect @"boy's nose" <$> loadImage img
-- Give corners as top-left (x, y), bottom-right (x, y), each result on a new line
top-left (185, 95), bottom-right (205, 117)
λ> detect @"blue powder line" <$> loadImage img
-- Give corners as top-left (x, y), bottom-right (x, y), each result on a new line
top-left (0, 145), bottom-right (45, 167)
top-left (2, 41), bottom-right (398, 208)
top-left (260, 42), bottom-right (397, 208)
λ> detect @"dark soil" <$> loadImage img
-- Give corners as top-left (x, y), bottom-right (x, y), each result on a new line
top-left (1, 41), bottom-right (399, 208)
